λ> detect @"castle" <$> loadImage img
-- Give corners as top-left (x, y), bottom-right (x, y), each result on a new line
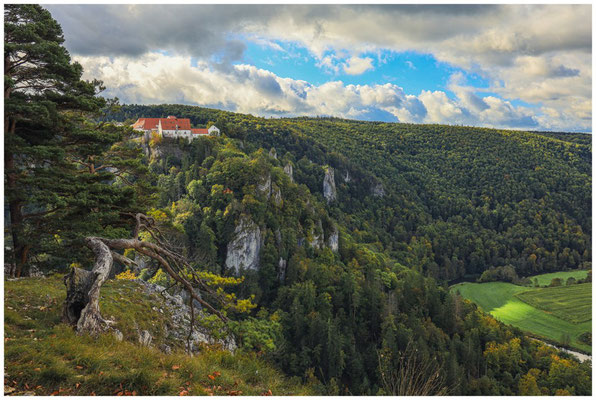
top-left (132, 116), bottom-right (220, 142)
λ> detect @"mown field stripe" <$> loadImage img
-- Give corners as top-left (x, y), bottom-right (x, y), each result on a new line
top-left (450, 281), bottom-right (592, 354)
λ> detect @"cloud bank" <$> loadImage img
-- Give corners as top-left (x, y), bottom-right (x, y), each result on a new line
top-left (47, 4), bottom-right (592, 131)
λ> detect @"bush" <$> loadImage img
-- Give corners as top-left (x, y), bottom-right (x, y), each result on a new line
top-left (549, 278), bottom-right (562, 287)
top-left (478, 265), bottom-right (519, 284)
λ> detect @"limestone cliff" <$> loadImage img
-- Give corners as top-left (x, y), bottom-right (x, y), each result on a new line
top-left (272, 184), bottom-right (283, 207)
top-left (309, 220), bottom-right (325, 249)
top-left (284, 162), bottom-right (294, 182)
top-left (323, 167), bottom-right (337, 203)
top-left (225, 216), bottom-right (262, 274)
top-left (257, 173), bottom-right (272, 199)
top-left (327, 224), bottom-right (339, 252)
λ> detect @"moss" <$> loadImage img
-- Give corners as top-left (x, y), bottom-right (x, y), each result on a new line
top-left (5, 275), bottom-right (317, 396)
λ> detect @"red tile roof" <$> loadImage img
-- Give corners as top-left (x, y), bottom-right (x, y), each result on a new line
top-left (132, 117), bottom-right (191, 131)
top-left (191, 128), bottom-right (209, 135)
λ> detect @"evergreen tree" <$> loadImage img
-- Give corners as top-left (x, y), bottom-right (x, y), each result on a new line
top-left (4, 5), bottom-right (152, 275)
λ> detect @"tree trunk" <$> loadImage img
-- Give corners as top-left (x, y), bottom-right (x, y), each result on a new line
top-left (63, 213), bottom-right (230, 338)
top-left (62, 237), bottom-right (114, 335)
top-left (5, 144), bottom-right (28, 278)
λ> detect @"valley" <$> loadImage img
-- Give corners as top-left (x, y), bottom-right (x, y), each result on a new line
top-left (451, 270), bottom-right (592, 354)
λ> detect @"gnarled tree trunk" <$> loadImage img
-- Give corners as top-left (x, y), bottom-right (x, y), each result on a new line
top-left (63, 237), bottom-right (114, 336)
top-left (63, 213), bottom-right (227, 337)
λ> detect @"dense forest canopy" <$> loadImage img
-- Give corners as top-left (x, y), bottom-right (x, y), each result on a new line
top-left (109, 104), bottom-right (591, 282)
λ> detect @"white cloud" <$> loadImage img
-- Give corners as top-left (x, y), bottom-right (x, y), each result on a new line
top-left (77, 53), bottom-right (567, 130)
top-left (343, 56), bottom-right (374, 75)
top-left (48, 5), bottom-right (591, 131)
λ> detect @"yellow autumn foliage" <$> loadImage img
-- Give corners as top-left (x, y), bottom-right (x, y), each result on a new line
top-left (116, 270), bottom-right (137, 280)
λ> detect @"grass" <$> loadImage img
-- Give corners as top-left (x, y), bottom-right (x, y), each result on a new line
top-left (516, 283), bottom-right (591, 324)
top-left (5, 275), bottom-right (317, 396)
top-left (451, 280), bottom-right (592, 354)
top-left (528, 270), bottom-right (589, 286)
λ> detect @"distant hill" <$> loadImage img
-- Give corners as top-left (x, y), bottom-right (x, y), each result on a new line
top-left (111, 104), bottom-right (591, 282)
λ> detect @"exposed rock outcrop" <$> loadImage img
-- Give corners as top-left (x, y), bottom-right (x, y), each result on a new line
top-left (327, 225), bottom-right (339, 252)
top-left (268, 148), bottom-right (277, 159)
top-left (140, 281), bottom-right (237, 353)
top-left (323, 167), bottom-right (337, 203)
top-left (372, 182), bottom-right (385, 197)
top-left (257, 173), bottom-right (272, 199)
top-left (309, 220), bottom-right (325, 250)
top-left (272, 184), bottom-right (283, 207)
top-left (225, 216), bottom-right (262, 274)
top-left (343, 170), bottom-right (351, 183)
top-left (284, 162), bottom-right (294, 182)
top-left (278, 258), bottom-right (287, 282)
top-left (147, 141), bottom-right (185, 163)
top-left (138, 330), bottom-right (153, 347)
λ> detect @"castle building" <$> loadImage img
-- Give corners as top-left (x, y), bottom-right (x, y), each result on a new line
top-left (132, 116), bottom-right (220, 142)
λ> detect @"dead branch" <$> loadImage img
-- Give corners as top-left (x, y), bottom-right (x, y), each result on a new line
top-left (63, 213), bottom-right (230, 340)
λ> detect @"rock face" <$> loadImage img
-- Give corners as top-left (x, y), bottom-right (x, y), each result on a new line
top-left (327, 225), bottom-right (339, 252)
top-left (323, 167), bottom-right (337, 203)
top-left (225, 216), bottom-right (262, 274)
top-left (372, 182), bottom-right (385, 197)
top-left (140, 281), bottom-right (237, 353)
top-left (309, 220), bottom-right (325, 249)
top-left (134, 253), bottom-right (153, 274)
top-left (343, 170), bottom-right (351, 183)
top-left (148, 141), bottom-right (184, 163)
top-left (284, 162), bottom-right (294, 182)
top-left (268, 148), bottom-right (277, 159)
top-left (178, 287), bottom-right (203, 311)
top-left (257, 173), bottom-right (272, 198)
top-left (272, 185), bottom-right (283, 207)
top-left (278, 258), bottom-right (287, 282)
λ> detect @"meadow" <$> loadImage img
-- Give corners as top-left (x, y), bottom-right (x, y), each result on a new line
top-left (4, 275), bottom-right (315, 396)
top-left (528, 269), bottom-right (589, 286)
top-left (516, 283), bottom-right (591, 324)
top-left (451, 273), bottom-right (592, 354)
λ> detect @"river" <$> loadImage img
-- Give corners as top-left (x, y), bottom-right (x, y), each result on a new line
top-left (531, 338), bottom-right (592, 363)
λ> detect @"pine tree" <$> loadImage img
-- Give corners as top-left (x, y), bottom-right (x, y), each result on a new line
top-left (4, 5), bottom-right (153, 275)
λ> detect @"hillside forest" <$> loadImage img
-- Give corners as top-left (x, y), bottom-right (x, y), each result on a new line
top-left (4, 5), bottom-right (592, 396)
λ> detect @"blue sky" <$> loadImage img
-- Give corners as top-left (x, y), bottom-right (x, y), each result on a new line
top-left (242, 42), bottom-right (470, 95)
top-left (46, 4), bottom-right (591, 132)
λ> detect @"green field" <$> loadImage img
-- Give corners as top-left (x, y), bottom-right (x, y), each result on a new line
top-left (529, 270), bottom-right (589, 286)
top-left (451, 280), bottom-right (592, 354)
top-left (516, 283), bottom-right (591, 324)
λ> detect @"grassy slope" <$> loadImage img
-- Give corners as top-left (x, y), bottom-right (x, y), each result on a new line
top-left (450, 281), bottom-right (592, 354)
top-left (4, 275), bottom-right (316, 396)
top-left (528, 270), bottom-right (589, 286)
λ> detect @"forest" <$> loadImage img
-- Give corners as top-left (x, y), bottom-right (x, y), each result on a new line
top-left (4, 5), bottom-right (592, 396)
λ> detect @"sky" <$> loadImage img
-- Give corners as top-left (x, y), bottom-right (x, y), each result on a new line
top-left (45, 4), bottom-right (592, 132)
